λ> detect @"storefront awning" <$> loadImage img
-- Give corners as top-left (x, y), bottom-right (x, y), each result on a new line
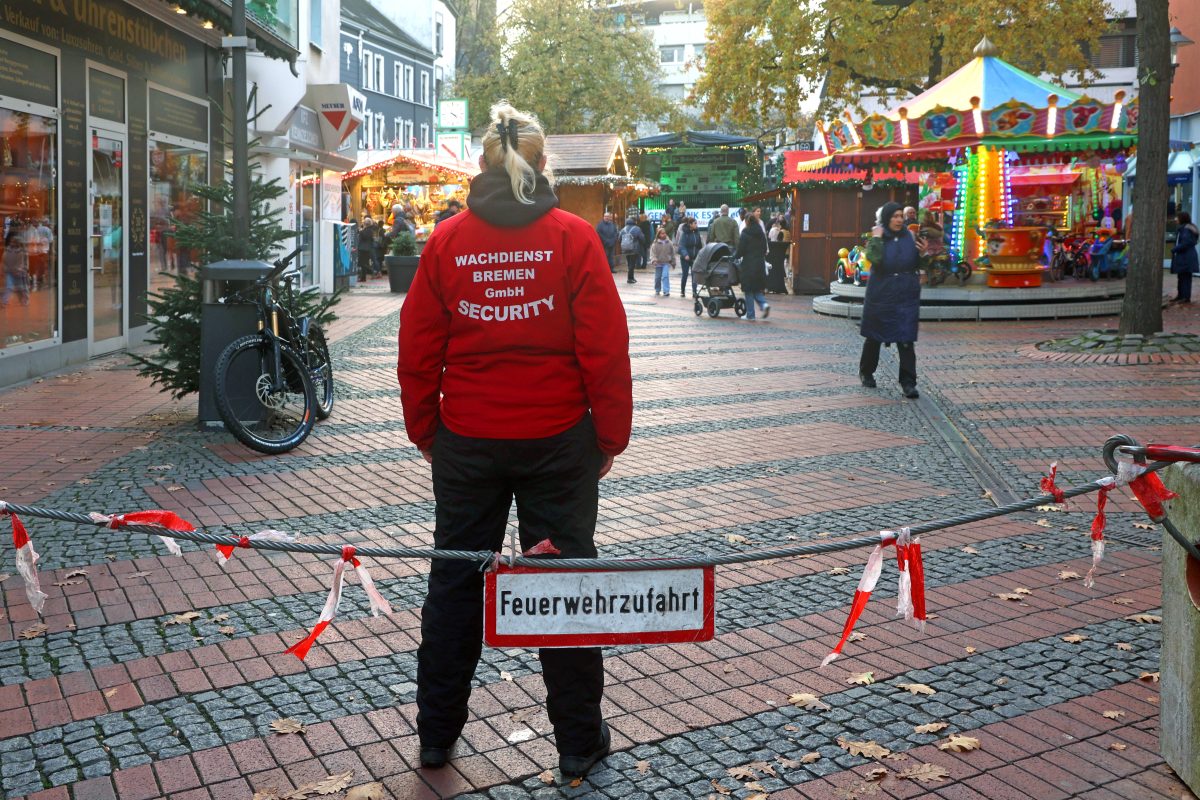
top-left (1010, 172), bottom-right (1080, 187)
top-left (1124, 150), bottom-right (1197, 180)
top-left (343, 150), bottom-right (481, 181)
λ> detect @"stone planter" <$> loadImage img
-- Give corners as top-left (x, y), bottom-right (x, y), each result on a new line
top-left (385, 255), bottom-right (420, 293)
top-left (1161, 463), bottom-right (1200, 796)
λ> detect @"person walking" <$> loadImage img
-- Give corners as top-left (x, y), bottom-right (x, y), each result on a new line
top-left (595, 212), bottom-right (619, 272)
top-left (709, 204), bottom-right (739, 249)
top-left (620, 215), bottom-right (644, 284)
top-left (675, 216), bottom-right (702, 297)
top-left (649, 226), bottom-right (675, 297)
top-left (397, 102), bottom-right (632, 780)
top-left (1170, 211), bottom-right (1198, 304)
top-left (859, 202), bottom-right (923, 398)
top-left (637, 212), bottom-right (652, 274)
top-left (357, 217), bottom-right (377, 281)
top-left (735, 208), bottom-right (769, 320)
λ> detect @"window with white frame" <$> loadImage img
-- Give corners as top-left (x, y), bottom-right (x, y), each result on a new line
top-left (659, 45), bottom-right (685, 64)
top-left (420, 123), bottom-right (430, 148)
top-left (435, 12), bottom-right (444, 56)
top-left (374, 55), bottom-right (385, 93)
top-left (309, 0), bottom-right (323, 48)
top-left (361, 49), bottom-right (374, 90)
top-left (420, 71), bottom-right (430, 105)
top-left (394, 116), bottom-right (404, 146)
top-left (375, 113), bottom-right (385, 148)
top-left (405, 65), bottom-right (414, 101)
top-left (394, 63), bottom-right (402, 97)
top-left (406, 119), bottom-right (414, 148)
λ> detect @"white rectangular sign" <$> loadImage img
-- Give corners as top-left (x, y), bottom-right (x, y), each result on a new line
top-left (484, 566), bottom-right (715, 648)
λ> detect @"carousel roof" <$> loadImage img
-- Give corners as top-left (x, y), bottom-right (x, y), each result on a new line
top-left (888, 37), bottom-right (1080, 120)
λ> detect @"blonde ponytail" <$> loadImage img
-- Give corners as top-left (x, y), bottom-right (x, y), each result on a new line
top-left (480, 101), bottom-right (553, 205)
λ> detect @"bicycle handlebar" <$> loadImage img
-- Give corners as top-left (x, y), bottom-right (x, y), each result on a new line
top-left (261, 247), bottom-right (303, 285)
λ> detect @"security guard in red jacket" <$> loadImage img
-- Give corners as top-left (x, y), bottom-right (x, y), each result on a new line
top-left (397, 102), bottom-right (633, 780)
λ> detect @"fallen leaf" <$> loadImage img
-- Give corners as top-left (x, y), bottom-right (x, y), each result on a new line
top-left (148, 464), bottom-right (174, 471)
top-left (847, 671), bottom-right (875, 686)
top-left (1021, 543), bottom-right (1045, 551)
top-left (53, 579), bottom-right (83, 587)
top-left (937, 734), bottom-right (981, 752)
top-left (828, 567), bottom-right (850, 575)
top-left (1126, 614), bottom-right (1161, 624)
top-left (995, 677), bottom-right (1009, 685)
top-left (865, 766), bottom-right (888, 781)
top-left (1063, 525), bottom-right (1079, 531)
top-left (1147, 695), bottom-right (1159, 704)
top-left (166, 485), bottom-right (185, 492)
top-left (1058, 570), bottom-right (1081, 580)
top-left (837, 738), bottom-right (891, 759)
top-left (788, 692), bottom-right (831, 710)
top-left (995, 592), bottom-right (1025, 602)
top-left (710, 778), bottom-right (733, 795)
top-left (509, 708), bottom-right (534, 724)
top-left (1062, 634), bottom-right (1087, 644)
top-left (270, 718), bottom-right (306, 735)
top-left (537, 770), bottom-right (554, 785)
top-left (883, 752), bottom-right (909, 761)
top-left (1103, 710), bottom-right (1125, 720)
top-left (897, 683), bottom-right (936, 696)
top-left (103, 688), bottom-right (117, 698)
top-left (128, 571), bottom-right (153, 578)
top-left (1132, 522), bottom-right (1156, 530)
top-left (1116, 642), bottom-right (1133, 651)
top-left (724, 533), bottom-right (751, 545)
top-left (800, 752), bottom-right (822, 764)
top-left (1014, 587), bottom-right (1033, 595)
top-left (1035, 518), bottom-right (1053, 528)
top-left (1112, 597), bottom-right (1135, 605)
top-left (1108, 743), bottom-right (1128, 751)
top-left (344, 783), bottom-right (385, 800)
top-left (569, 778), bottom-right (582, 788)
top-left (746, 794), bottom-right (770, 800)
top-left (961, 546), bottom-right (980, 554)
top-left (19, 624), bottom-right (47, 639)
top-left (211, 613), bottom-right (230, 622)
top-left (914, 722), bottom-right (949, 734)
top-left (165, 611), bottom-right (201, 626)
top-left (506, 728), bottom-right (535, 743)
top-left (727, 765), bottom-right (758, 781)
top-left (252, 791), bottom-right (282, 800)
top-left (1140, 671), bottom-right (1161, 683)
top-left (776, 756), bottom-right (802, 768)
top-left (64, 569), bottom-right (88, 579)
top-left (744, 781), bottom-right (767, 791)
top-left (296, 769), bottom-right (353, 797)
top-left (784, 724), bottom-right (799, 732)
top-left (848, 632), bottom-right (867, 642)
top-left (748, 761), bottom-right (777, 777)
top-left (0, 572), bottom-right (10, 582)
top-left (723, 665), bottom-right (736, 674)
top-left (218, 626), bottom-right (236, 635)
top-left (964, 646), bottom-right (977, 655)
top-left (635, 760), bottom-right (650, 775)
top-left (899, 762), bottom-right (951, 783)
top-left (1036, 504), bottom-right (1064, 512)
top-left (499, 671), bottom-right (514, 682)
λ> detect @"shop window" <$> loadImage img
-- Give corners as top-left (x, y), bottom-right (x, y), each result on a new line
top-left (1, 108), bottom-right (59, 350)
top-left (148, 141), bottom-right (207, 299)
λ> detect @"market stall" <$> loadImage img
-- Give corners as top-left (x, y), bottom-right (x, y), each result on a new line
top-left (340, 150), bottom-right (480, 240)
top-left (793, 37), bottom-right (1139, 289)
top-left (544, 134), bottom-right (657, 226)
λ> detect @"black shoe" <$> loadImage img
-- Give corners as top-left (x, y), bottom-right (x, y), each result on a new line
top-left (860, 374), bottom-right (877, 388)
top-left (627, 279), bottom-right (637, 284)
top-left (901, 384), bottom-right (920, 399)
top-left (762, 305), bottom-right (770, 319)
top-left (559, 722), bottom-right (611, 779)
top-left (419, 746), bottom-right (450, 769)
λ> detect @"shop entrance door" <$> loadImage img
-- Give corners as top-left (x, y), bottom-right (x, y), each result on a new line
top-left (89, 130), bottom-right (127, 355)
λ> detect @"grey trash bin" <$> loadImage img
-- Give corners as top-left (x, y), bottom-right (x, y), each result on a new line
top-left (198, 260), bottom-right (274, 429)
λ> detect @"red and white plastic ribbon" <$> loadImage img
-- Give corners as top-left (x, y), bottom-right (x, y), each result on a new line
top-left (485, 538), bottom-right (562, 572)
top-left (285, 546), bottom-right (393, 661)
top-left (1086, 476), bottom-right (1116, 588)
top-left (88, 510), bottom-right (195, 557)
top-left (891, 528), bottom-right (927, 631)
top-left (215, 529), bottom-right (296, 565)
top-left (1039, 461), bottom-right (1067, 507)
top-left (1118, 459), bottom-right (1178, 521)
top-left (2, 502), bottom-right (47, 614)
top-left (822, 533), bottom-right (888, 667)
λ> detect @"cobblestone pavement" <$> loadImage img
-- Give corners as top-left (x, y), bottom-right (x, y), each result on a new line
top-left (2, 276), bottom-right (1199, 800)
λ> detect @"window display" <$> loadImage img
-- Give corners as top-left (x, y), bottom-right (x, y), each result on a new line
top-left (149, 140), bottom-right (207, 296)
top-left (1, 108), bottom-right (58, 349)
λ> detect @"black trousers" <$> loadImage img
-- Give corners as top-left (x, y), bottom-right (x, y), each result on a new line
top-left (1177, 270), bottom-right (1194, 302)
top-left (859, 338), bottom-right (917, 387)
top-left (625, 253), bottom-right (639, 281)
top-left (417, 415), bottom-right (606, 756)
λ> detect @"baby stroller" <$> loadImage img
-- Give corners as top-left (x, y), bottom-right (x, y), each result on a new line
top-left (691, 242), bottom-right (745, 318)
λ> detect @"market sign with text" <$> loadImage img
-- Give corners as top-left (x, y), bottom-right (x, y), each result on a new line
top-left (484, 566), bottom-right (714, 648)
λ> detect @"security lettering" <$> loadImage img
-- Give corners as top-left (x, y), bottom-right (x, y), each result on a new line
top-left (457, 295), bottom-right (554, 321)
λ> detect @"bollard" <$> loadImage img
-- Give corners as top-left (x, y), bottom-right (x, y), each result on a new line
top-left (1161, 463), bottom-right (1200, 796)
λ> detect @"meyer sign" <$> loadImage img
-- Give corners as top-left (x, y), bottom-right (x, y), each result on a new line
top-left (484, 566), bottom-right (715, 648)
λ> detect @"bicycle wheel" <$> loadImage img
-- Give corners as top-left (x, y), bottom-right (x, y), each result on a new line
top-left (215, 334), bottom-right (317, 454)
top-left (304, 324), bottom-right (335, 420)
top-left (1049, 252), bottom-right (1064, 282)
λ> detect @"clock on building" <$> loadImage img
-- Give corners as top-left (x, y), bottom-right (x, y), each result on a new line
top-left (438, 99), bottom-right (468, 129)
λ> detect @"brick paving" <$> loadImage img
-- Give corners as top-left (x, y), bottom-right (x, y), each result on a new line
top-left (1, 275), bottom-right (1199, 799)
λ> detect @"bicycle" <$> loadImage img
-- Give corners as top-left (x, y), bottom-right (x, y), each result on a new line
top-left (924, 252), bottom-right (973, 286)
top-left (213, 249), bottom-right (335, 454)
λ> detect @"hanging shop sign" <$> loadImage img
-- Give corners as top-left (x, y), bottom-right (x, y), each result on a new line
top-left (0, 36), bottom-right (58, 107)
top-left (484, 566), bottom-right (715, 648)
top-left (304, 84), bottom-right (366, 150)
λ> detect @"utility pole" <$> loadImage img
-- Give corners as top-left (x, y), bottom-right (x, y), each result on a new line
top-left (228, 0), bottom-right (251, 256)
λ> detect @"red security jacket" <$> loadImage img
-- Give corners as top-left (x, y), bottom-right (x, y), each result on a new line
top-left (397, 170), bottom-right (632, 456)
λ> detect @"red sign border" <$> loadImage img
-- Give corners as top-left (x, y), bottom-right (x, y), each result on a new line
top-left (484, 565), bottom-right (716, 648)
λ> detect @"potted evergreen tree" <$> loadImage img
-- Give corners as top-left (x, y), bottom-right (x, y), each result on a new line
top-left (386, 231), bottom-right (421, 293)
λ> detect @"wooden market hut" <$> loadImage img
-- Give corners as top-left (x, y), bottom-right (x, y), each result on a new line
top-left (545, 134), bottom-right (650, 224)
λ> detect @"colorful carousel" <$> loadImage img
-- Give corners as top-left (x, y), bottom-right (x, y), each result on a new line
top-left (805, 37), bottom-right (1144, 320)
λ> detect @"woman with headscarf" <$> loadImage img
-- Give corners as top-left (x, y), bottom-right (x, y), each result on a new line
top-left (397, 101), bottom-right (632, 780)
top-left (735, 208), bottom-right (770, 319)
top-left (859, 201), bottom-right (922, 398)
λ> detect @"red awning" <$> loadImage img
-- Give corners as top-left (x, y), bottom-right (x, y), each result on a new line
top-left (1010, 172), bottom-right (1079, 187)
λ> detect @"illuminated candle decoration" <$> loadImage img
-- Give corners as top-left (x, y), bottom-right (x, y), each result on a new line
top-left (1046, 95), bottom-right (1058, 136)
top-left (899, 108), bottom-right (911, 146)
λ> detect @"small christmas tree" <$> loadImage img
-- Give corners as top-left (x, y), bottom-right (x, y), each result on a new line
top-left (131, 169), bottom-right (341, 399)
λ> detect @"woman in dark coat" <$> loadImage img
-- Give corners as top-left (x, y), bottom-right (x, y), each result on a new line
top-left (1170, 211), bottom-right (1198, 304)
top-left (859, 201), bottom-right (922, 398)
top-left (735, 209), bottom-right (770, 319)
